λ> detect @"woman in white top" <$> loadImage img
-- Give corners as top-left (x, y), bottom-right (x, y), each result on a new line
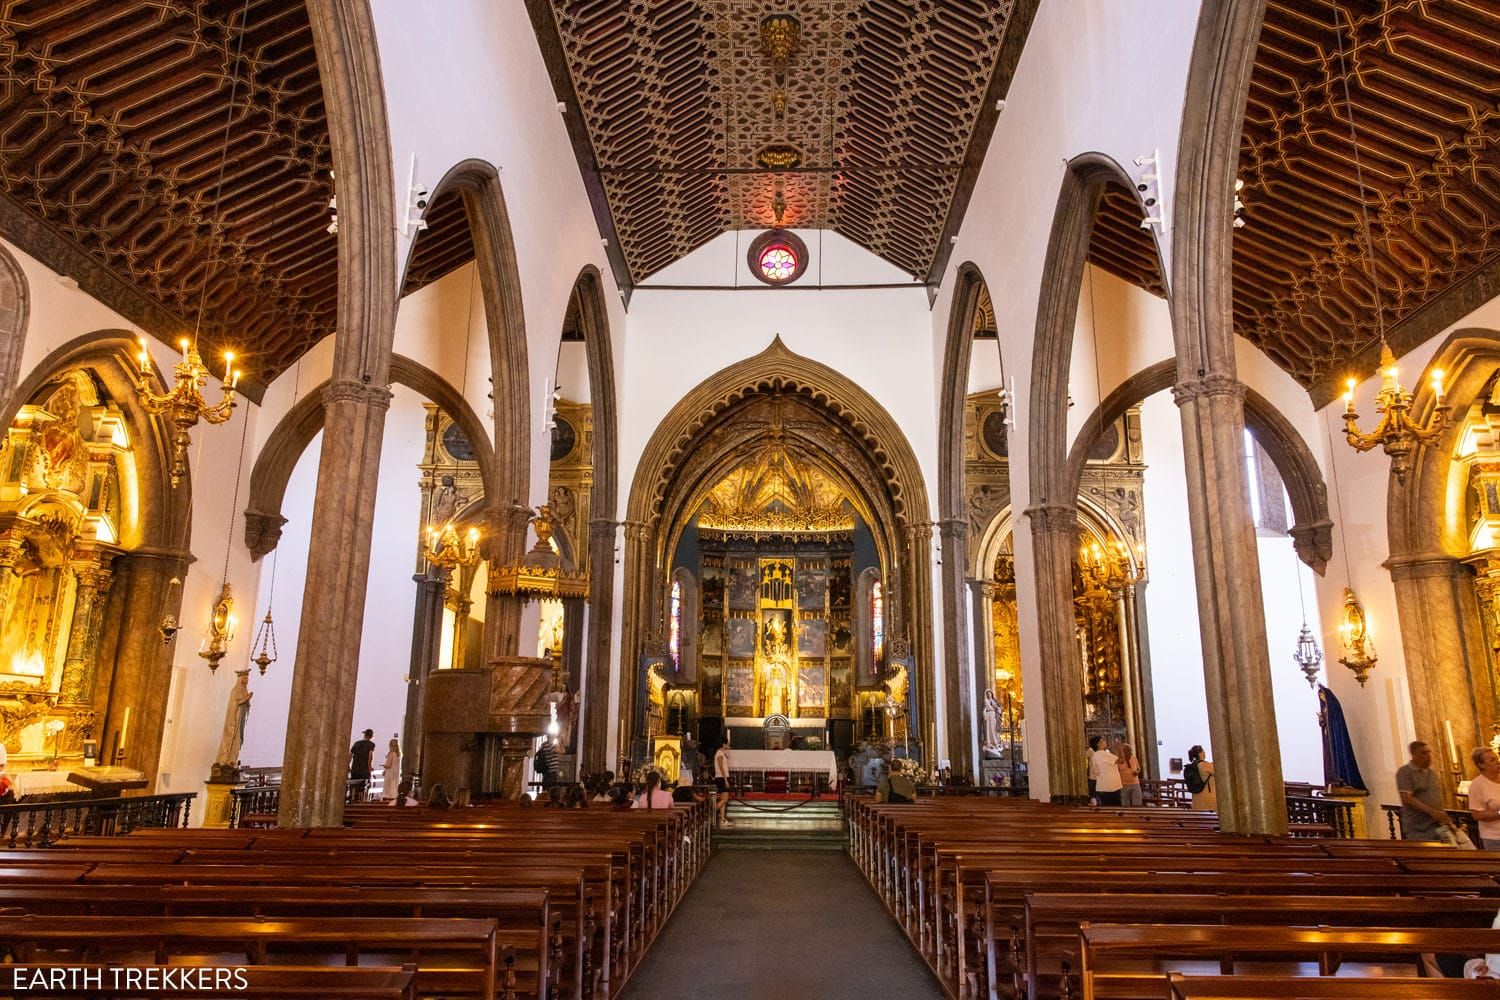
top-left (381, 738), bottom-right (401, 801)
top-left (1468, 746), bottom-right (1500, 849)
top-left (1092, 742), bottom-right (1122, 806)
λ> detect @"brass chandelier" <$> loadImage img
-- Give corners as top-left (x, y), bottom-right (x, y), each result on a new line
top-left (425, 520), bottom-right (482, 574)
top-left (1330, 10), bottom-right (1447, 481)
top-left (136, 338), bottom-right (239, 489)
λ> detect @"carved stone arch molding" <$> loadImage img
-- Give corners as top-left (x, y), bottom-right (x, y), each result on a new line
top-left (1027, 152), bottom-right (1163, 799)
top-left (621, 336), bottom-right (934, 760)
top-left (1385, 330), bottom-right (1500, 803)
top-left (936, 261), bottom-right (1001, 776)
top-left (243, 354), bottom-right (498, 559)
top-left (0, 243), bottom-right (29, 418)
top-left (399, 158), bottom-right (531, 659)
top-left (568, 264), bottom-right (623, 774)
top-left (6, 331), bottom-right (193, 788)
top-left (1065, 359), bottom-right (1333, 573)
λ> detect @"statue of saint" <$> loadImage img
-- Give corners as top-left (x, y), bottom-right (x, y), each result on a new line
top-left (214, 670), bottom-right (253, 768)
top-left (983, 690), bottom-right (1003, 749)
top-left (431, 475), bottom-right (459, 526)
top-left (765, 665), bottom-right (788, 718)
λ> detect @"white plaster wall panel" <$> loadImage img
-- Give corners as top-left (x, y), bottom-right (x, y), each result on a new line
top-left (1066, 265), bottom-right (1175, 448)
top-left (556, 341), bottom-right (591, 404)
top-left (370, 0), bottom-right (629, 508)
top-left (1138, 390), bottom-right (1212, 777)
top-left (392, 263), bottom-right (491, 415)
top-left (968, 338), bottom-right (1005, 394)
top-left (1257, 532), bottom-right (1326, 785)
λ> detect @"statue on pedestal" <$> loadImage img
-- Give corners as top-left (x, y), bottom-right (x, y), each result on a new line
top-left (212, 669), bottom-right (252, 780)
top-left (983, 690), bottom-right (1003, 749)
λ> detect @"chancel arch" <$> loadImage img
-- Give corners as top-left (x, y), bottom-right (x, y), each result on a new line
top-left (622, 337), bottom-right (933, 769)
top-left (0, 333), bottom-right (190, 788)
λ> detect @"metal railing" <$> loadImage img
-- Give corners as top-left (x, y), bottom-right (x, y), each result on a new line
top-left (227, 779), bottom-right (364, 828)
top-left (0, 792), bottom-right (195, 848)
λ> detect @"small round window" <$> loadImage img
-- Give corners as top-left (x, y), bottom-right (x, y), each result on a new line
top-left (747, 229), bottom-right (809, 286)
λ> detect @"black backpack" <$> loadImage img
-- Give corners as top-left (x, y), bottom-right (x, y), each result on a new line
top-left (1183, 761), bottom-right (1209, 794)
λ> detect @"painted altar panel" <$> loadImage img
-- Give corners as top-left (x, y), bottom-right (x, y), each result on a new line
top-left (701, 620), bottom-right (723, 656)
top-left (797, 663), bottom-right (826, 711)
top-left (726, 559), bottom-right (757, 610)
top-left (726, 617), bottom-right (755, 658)
top-left (700, 659), bottom-right (723, 715)
top-left (725, 664), bottom-right (754, 713)
top-left (796, 616), bottom-right (826, 657)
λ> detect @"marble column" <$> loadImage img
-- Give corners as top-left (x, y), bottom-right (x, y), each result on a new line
top-left (278, 380), bottom-right (392, 828)
top-left (1124, 582), bottom-right (1158, 778)
top-left (582, 518), bottom-right (618, 773)
top-left (616, 519), bottom-right (652, 758)
top-left (1026, 502), bottom-right (1087, 798)
top-left (937, 518), bottom-right (974, 777)
top-left (1387, 551), bottom-right (1490, 802)
top-left (1174, 375), bottom-right (1286, 835)
top-left (970, 579), bottom-right (997, 771)
top-left (401, 569), bottom-right (445, 781)
top-left (59, 555), bottom-right (116, 706)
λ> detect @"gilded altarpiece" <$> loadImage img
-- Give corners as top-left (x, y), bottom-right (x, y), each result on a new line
top-left (417, 405), bottom-right (485, 671)
top-left (0, 371), bottom-right (132, 766)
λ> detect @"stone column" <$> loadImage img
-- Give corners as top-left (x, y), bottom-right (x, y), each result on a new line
top-left (59, 555), bottom-right (116, 706)
top-left (401, 569), bottom-right (445, 781)
top-left (937, 518), bottom-right (974, 777)
top-left (450, 584), bottom-right (473, 671)
top-left (1124, 582), bottom-right (1158, 778)
top-left (1026, 502), bottom-right (1087, 798)
top-left (1174, 374), bottom-right (1287, 835)
top-left (95, 546), bottom-right (190, 786)
top-left (902, 521), bottom-right (938, 763)
top-left (1387, 551), bottom-right (1490, 802)
top-left (278, 380), bottom-right (392, 828)
top-left (582, 518), bottom-right (618, 773)
top-left (615, 519), bottom-right (652, 758)
top-left (970, 580), bottom-right (998, 708)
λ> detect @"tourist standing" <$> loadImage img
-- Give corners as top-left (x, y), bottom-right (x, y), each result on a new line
top-left (1118, 743), bottom-right (1143, 807)
top-left (1184, 744), bottom-right (1216, 812)
top-left (714, 742), bottom-right (732, 829)
top-left (1093, 740), bottom-right (1122, 806)
top-left (1396, 740), bottom-right (1455, 841)
top-left (349, 728), bottom-right (375, 802)
top-left (1086, 736), bottom-right (1103, 802)
top-left (875, 758), bottom-right (917, 803)
top-left (381, 737), bottom-right (401, 801)
top-left (1468, 747), bottom-right (1500, 849)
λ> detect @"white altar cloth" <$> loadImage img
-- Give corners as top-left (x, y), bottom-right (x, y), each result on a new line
top-left (724, 748), bottom-right (839, 783)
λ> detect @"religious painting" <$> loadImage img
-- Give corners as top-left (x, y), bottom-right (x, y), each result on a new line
top-left (761, 609), bottom-right (792, 652)
top-left (701, 620), bottom-right (723, 656)
top-left (831, 617), bottom-right (853, 655)
top-left (829, 568), bottom-right (851, 610)
top-left (700, 564), bottom-right (724, 611)
top-left (726, 664), bottom-right (755, 711)
top-left (726, 617), bottom-right (756, 658)
top-left (796, 617), bottom-right (826, 657)
top-left (981, 409), bottom-right (1010, 459)
top-left (797, 664), bottom-right (826, 710)
top-left (727, 560), bottom-right (757, 610)
top-left (795, 563), bottom-right (826, 609)
top-left (700, 661), bottom-right (723, 714)
top-left (830, 668), bottom-right (853, 714)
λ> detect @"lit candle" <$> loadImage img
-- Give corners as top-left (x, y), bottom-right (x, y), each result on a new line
top-left (1445, 719), bottom-right (1459, 767)
top-left (1430, 368), bottom-right (1445, 404)
top-left (178, 338), bottom-right (190, 359)
top-left (137, 337), bottom-right (152, 373)
top-left (1343, 378), bottom-right (1357, 414)
top-left (119, 706), bottom-right (130, 753)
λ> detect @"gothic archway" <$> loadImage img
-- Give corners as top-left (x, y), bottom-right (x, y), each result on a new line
top-left (621, 337), bottom-right (934, 764)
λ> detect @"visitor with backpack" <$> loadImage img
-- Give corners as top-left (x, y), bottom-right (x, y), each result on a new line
top-left (1184, 744), bottom-right (1216, 811)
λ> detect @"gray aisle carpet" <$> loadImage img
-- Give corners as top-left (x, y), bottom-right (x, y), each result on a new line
top-left (620, 849), bottom-right (942, 1000)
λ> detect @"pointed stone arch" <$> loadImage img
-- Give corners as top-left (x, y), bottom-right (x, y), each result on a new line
top-left (621, 337), bottom-right (934, 759)
top-left (0, 242), bottom-right (29, 418)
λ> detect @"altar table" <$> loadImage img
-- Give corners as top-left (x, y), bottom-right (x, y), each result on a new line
top-left (724, 748), bottom-right (840, 784)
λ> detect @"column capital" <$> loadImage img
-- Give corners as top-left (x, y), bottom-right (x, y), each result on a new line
top-left (1287, 519), bottom-right (1334, 575)
top-left (589, 518), bottom-right (620, 542)
top-left (1385, 550), bottom-right (1469, 582)
top-left (622, 519), bottom-right (652, 544)
top-left (936, 517), bottom-right (967, 541)
top-left (904, 521), bottom-right (934, 543)
top-left (322, 378), bottom-right (393, 410)
top-left (1024, 502), bottom-right (1076, 534)
top-left (1172, 373), bottom-right (1245, 406)
top-left (243, 508), bottom-right (290, 562)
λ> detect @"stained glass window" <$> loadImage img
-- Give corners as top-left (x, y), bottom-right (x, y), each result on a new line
top-left (669, 579), bottom-right (682, 671)
top-left (758, 244), bottom-right (798, 283)
top-left (871, 579), bottom-right (884, 669)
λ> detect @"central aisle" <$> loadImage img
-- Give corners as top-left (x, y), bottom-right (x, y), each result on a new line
top-left (621, 849), bottom-right (941, 1000)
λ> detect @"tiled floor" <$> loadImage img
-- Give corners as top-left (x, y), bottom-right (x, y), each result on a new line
top-left (620, 849), bottom-right (942, 1000)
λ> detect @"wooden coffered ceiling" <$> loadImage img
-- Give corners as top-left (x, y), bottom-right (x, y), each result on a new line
top-left (1088, 182), bottom-right (1165, 299)
top-left (1235, 0), bottom-right (1500, 401)
top-left (0, 0), bottom-right (334, 386)
top-left (528, 0), bottom-right (1039, 292)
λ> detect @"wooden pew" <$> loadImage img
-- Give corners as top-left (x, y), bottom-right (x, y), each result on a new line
top-left (1078, 923), bottom-right (1500, 1000)
top-left (1167, 975), bottom-right (1500, 999)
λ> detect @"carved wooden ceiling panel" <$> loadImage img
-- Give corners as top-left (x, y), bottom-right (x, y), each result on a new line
top-left (1088, 182), bottom-right (1165, 299)
top-left (1235, 0), bottom-right (1500, 394)
top-left (401, 190), bottom-right (472, 297)
top-left (533, 0), bottom-right (1034, 286)
top-left (0, 0), bottom-right (334, 383)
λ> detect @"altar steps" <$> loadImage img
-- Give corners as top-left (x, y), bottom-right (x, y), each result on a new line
top-left (714, 800), bottom-right (846, 852)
